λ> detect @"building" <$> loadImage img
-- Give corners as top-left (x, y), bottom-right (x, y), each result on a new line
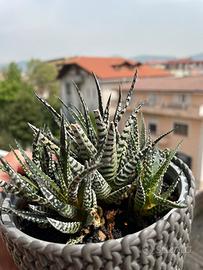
top-left (163, 58), bottom-right (203, 77)
top-left (120, 75), bottom-right (203, 188)
top-left (146, 58), bottom-right (203, 77)
top-left (45, 57), bottom-right (67, 71)
top-left (57, 56), bottom-right (170, 114)
top-left (57, 56), bottom-right (203, 187)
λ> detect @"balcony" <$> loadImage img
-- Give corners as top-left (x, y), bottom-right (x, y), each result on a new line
top-left (139, 102), bottom-right (203, 120)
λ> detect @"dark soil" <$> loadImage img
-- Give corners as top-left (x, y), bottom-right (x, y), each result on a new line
top-left (14, 197), bottom-right (170, 244)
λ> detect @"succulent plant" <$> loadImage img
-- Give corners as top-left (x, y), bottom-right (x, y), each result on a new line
top-left (0, 72), bottom-right (185, 244)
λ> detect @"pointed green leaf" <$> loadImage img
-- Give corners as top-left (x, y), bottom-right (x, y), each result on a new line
top-left (114, 70), bottom-right (137, 124)
top-left (47, 218), bottom-right (82, 234)
top-left (71, 123), bottom-right (97, 160)
top-left (103, 93), bottom-right (111, 125)
top-left (100, 122), bottom-right (117, 184)
top-left (92, 72), bottom-right (104, 118)
top-left (134, 177), bottom-right (146, 211)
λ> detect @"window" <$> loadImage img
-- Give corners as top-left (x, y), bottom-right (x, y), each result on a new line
top-left (147, 94), bottom-right (157, 106)
top-left (174, 122), bottom-right (188, 136)
top-left (173, 94), bottom-right (190, 107)
top-left (148, 122), bottom-right (157, 134)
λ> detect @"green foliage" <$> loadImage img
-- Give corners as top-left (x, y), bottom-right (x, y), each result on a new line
top-left (26, 59), bottom-right (60, 135)
top-left (0, 63), bottom-right (22, 101)
top-left (0, 73), bottom-right (185, 244)
top-left (0, 60), bottom-right (59, 149)
top-left (27, 59), bottom-right (59, 97)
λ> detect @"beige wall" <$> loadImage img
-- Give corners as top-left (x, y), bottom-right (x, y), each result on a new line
top-left (60, 70), bottom-right (203, 188)
top-left (144, 114), bottom-right (202, 184)
top-left (123, 89), bottom-right (203, 188)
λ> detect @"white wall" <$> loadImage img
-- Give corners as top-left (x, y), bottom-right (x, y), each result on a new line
top-left (60, 66), bottom-right (132, 119)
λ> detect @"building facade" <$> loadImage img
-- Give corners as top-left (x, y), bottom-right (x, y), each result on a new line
top-left (57, 56), bottom-right (203, 188)
top-left (147, 58), bottom-right (203, 77)
top-left (58, 56), bottom-right (170, 117)
top-left (120, 76), bottom-right (203, 188)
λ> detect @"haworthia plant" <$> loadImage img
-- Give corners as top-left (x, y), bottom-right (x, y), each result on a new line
top-left (0, 73), bottom-right (185, 244)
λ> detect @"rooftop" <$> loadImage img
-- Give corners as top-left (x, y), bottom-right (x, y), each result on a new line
top-left (58, 56), bottom-right (170, 80)
top-left (164, 58), bottom-right (203, 65)
top-left (125, 75), bottom-right (203, 92)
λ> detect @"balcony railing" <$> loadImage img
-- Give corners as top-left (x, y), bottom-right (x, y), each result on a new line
top-left (136, 103), bottom-right (203, 119)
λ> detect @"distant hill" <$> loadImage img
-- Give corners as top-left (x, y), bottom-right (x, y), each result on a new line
top-left (132, 53), bottom-right (203, 63)
top-left (191, 53), bottom-right (203, 61)
top-left (0, 61), bottom-right (27, 72)
top-left (132, 55), bottom-right (176, 62)
top-left (1, 53), bottom-right (203, 71)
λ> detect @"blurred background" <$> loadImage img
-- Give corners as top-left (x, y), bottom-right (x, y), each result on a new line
top-left (0, 0), bottom-right (203, 188)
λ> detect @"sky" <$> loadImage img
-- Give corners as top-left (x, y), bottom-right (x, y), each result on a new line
top-left (0, 0), bottom-right (203, 63)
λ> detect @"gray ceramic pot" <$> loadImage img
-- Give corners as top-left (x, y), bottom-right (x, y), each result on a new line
top-left (183, 190), bottom-right (203, 269)
top-left (0, 157), bottom-right (195, 270)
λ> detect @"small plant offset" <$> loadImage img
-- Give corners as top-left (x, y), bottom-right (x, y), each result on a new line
top-left (0, 72), bottom-right (185, 244)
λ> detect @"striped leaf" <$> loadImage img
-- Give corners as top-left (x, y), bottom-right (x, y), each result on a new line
top-left (68, 162), bottom-right (98, 204)
top-left (32, 129), bottom-right (42, 168)
top-left (105, 185), bottom-right (130, 204)
top-left (93, 109), bottom-right (107, 149)
top-left (15, 141), bottom-right (64, 200)
top-left (0, 157), bottom-right (37, 193)
top-left (117, 104), bottom-right (142, 168)
top-left (114, 70), bottom-right (137, 125)
top-left (71, 123), bottom-right (97, 160)
top-left (152, 129), bottom-right (174, 147)
top-left (0, 163), bottom-right (48, 204)
top-left (69, 156), bottom-right (84, 176)
top-left (28, 123), bottom-right (60, 153)
top-left (150, 143), bottom-right (181, 195)
top-left (28, 204), bottom-right (48, 215)
top-left (1, 207), bottom-right (49, 225)
top-left (92, 171), bottom-right (111, 199)
top-left (114, 149), bottom-right (147, 188)
top-left (0, 180), bottom-right (22, 195)
top-left (9, 148), bottom-right (38, 190)
top-left (151, 193), bottom-right (186, 209)
top-left (82, 175), bottom-right (97, 210)
top-left (72, 81), bottom-right (96, 143)
top-left (99, 122), bottom-right (117, 184)
top-left (142, 204), bottom-right (170, 216)
top-left (161, 173), bottom-right (181, 199)
top-left (58, 115), bottom-right (71, 196)
top-left (103, 93), bottom-right (111, 125)
top-left (113, 86), bottom-right (122, 125)
top-left (92, 72), bottom-right (104, 118)
top-left (37, 183), bottom-right (79, 219)
top-left (58, 97), bottom-right (87, 132)
top-left (134, 177), bottom-right (146, 211)
top-left (47, 218), bottom-right (82, 234)
top-left (35, 93), bottom-right (62, 126)
top-left (139, 112), bottom-right (147, 150)
top-left (140, 142), bottom-right (154, 190)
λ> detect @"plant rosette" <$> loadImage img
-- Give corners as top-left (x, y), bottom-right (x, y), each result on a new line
top-left (0, 73), bottom-right (195, 270)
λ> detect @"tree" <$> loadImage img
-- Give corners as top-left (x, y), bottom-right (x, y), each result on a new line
top-left (0, 63), bottom-right (22, 101)
top-left (27, 59), bottom-right (59, 98)
top-left (0, 61), bottom-right (60, 150)
top-left (26, 59), bottom-right (60, 135)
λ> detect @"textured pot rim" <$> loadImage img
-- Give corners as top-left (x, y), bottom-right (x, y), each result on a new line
top-left (0, 158), bottom-right (194, 252)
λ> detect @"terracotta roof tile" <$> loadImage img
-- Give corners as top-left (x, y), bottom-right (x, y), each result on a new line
top-left (124, 75), bottom-right (203, 92)
top-left (59, 56), bottom-right (170, 79)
